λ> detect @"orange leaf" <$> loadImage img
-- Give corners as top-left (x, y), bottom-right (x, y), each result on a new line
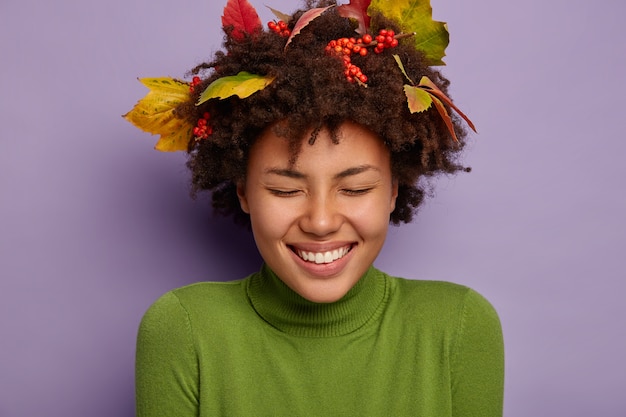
top-left (430, 95), bottom-right (458, 142)
top-left (417, 76), bottom-right (476, 132)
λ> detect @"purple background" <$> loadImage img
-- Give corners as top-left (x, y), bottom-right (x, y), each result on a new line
top-left (1, 0), bottom-right (625, 416)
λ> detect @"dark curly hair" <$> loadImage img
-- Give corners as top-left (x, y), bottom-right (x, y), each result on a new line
top-left (177, 0), bottom-right (470, 226)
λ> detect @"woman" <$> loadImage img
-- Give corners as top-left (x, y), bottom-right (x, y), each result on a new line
top-left (125, 0), bottom-right (504, 415)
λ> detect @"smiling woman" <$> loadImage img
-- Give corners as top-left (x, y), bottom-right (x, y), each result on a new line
top-left (238, 122), bottom-right (397, 303)
top-left (126, 0), bottom-right (504, 415)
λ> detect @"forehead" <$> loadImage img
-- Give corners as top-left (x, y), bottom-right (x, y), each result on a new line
top-left (248, 121), bottom-right (390, 172)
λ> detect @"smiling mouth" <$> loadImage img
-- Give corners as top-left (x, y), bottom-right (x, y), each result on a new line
top-left (292, 245), bottom-right (353, 264)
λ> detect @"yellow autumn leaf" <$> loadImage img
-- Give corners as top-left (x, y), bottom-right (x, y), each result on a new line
top-left (123, 77), bottom-right (194, 152)
top-left (197, 72), bottom-right (275, 105)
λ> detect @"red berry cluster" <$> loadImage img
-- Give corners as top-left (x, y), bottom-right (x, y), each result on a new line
top-left (325, 36), bottom-right (369, 84)
top-left (267, 20), bottom-right (291, 37)
top-left (193, 112), bottom-right (213, 140)
top-left (324, 29), bottom-right (399, 84)
top-left (373, 29), bottom-right (399, 54)
top-left (189, 76), bottom-right (202, 93)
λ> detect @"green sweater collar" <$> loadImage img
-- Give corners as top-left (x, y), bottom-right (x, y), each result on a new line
top-left (246, 264), bottom-right (389, 337)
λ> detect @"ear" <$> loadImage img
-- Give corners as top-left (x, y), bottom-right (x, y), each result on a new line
top-left (236, 181), bottom-right (250, 214)
top-left (389, 179), bottom-right (399, 213)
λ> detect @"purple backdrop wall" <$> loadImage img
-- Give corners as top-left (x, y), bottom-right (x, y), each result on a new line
top-left (1, 0), bottom-right (625, 416)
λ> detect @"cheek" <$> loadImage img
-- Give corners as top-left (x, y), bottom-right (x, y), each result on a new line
top-left (248, 195), bottom-right (296, 239)
top-left (345, 196), bottom-right (393, 237)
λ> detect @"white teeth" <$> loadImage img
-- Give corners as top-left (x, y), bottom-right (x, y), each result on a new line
top-left (297, 246), bottom-right (350, 264)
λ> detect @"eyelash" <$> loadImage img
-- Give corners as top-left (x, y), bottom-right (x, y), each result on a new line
top-left (268, 188), bottom-right (373, 197)
top-left (269, 189), bottom-right (300, 197)
top-left (342, 188), bottom-right (372, 196)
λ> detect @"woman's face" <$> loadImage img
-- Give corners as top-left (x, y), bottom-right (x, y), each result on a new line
top-left (237, 121), bottom-right (398, 303)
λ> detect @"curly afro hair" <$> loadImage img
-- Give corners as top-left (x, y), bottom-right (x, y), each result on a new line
top-left (177, 0), bottom-right (471, 226)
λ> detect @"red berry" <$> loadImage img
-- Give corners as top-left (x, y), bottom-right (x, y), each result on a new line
top-left (278, 21), bottom-right (287, 30)
top-left (379, 29), bottom-right (388, 37)
top-left (362, 34), bottom-right (373, 44)
top-left (268, 21), bottom-right (276, 30)
top-left (390, 39), bottom-right (399, 48)
top-left (359, 48), bottom-right (368, 57)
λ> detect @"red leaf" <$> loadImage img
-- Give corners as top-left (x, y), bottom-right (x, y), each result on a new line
top-left (285, 6), bottom-right (333, 50)
top-left (222, 0), bottom-right (262, 41)
top-left (430, 96), bottom-right (459, 142)
top-left (337, 0), bottom-right (372, 35)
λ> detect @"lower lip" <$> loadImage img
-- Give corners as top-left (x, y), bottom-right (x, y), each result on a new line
top-left (290, 246), bottom-right (355, 278)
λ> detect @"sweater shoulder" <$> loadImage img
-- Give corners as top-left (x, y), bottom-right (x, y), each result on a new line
top-left (385, 274), bottom-right (498, 325)
top-left (144, 276), bottom-right (251, 325)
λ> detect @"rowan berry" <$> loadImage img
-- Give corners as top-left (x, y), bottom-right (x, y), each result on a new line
top-left (362, 34), bottom-right (373, 44)
top-left (193, 112), bottom-right (212, 140)
top-left (189, 76), bottom-right (202, 93)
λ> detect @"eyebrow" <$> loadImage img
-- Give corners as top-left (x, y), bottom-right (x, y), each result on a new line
top-left (264, 164), bottom-right (380, 180)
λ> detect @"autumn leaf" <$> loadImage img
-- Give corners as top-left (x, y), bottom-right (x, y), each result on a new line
top-left (222, 0), bottom-right (262, 41)
top-left (123, 77), bottom-right (194, 152)
top-left (395, 55), bottom-right (475, 142)
top-left (285, 5), bottom-right (333, 50)
top-left (404, 85), bottom-right (433, 113)
top-left (266, 5), bottom-right (292, 23)
top-left (416, 76), bottom-right (476, 133)
top-left (197, 72), bottom-right (275, 105)
top-left (393, 54), bottom-right (414, 84)
top-left (337, 0), bottom-right (372, 35)
top-left (368, 0), bottom-right (449, 65)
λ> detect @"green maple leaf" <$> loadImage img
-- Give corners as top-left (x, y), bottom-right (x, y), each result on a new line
top-left (368, 0), bottom-right (449, 65)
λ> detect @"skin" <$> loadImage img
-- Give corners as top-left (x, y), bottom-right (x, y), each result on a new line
top-left (237, 121), bottom-right (398, 303)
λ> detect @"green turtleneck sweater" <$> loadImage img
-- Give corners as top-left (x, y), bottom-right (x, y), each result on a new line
top-left (136, 266), bottom-right (504, 416)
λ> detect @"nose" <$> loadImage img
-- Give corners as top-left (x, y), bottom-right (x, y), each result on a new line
top-left (298, 194), bottom-right (343, 237)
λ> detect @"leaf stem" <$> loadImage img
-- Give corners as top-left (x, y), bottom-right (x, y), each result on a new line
top-left (357, 32), bottom-right (416, 48)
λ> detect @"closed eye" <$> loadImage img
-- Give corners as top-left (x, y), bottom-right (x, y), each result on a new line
top-left (341, 188), bottom-right (373, 196)
top-left (268, 188), bottom-right (301, 197)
